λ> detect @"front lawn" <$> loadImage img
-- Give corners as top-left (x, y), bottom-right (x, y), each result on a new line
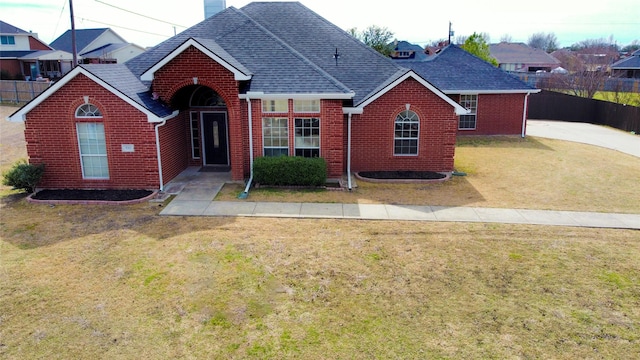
top-left (1, 204), bottom-right (639, 359)
top-left (217, 136), bottom-right (640, 213)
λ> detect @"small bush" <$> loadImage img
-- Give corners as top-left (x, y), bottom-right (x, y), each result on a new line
top-left (2, 161), bottom-right (45, 193)
top-left (253, 156), bottom-right (327, 186)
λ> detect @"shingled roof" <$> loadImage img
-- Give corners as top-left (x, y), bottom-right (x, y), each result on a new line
top-left (127, 2), bottom-right (407, 105)
top-left (399, 44), bottom-right (536, 93)
top-left (50, 28), bottom-right (112, 54)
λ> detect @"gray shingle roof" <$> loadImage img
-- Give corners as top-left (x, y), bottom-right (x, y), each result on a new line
top-left (612, 53), bottom-right (640, 70)
top-left (81, 64), bottom-right (174, 117)
top-left (490, 42), bottom-right (560, 66)
top-left (400, 44), bottom-right (536, 92)
top-left (50, 28), bottom-right (109, 53)
top-left (126, 2), bottom-right (405, 104)
top-left (0, 20), bottom-right (29, 34)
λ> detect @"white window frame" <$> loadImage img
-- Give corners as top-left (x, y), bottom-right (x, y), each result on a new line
top-left (76, 122), bottom-right (109, 179)
top-left (293, 99), bottom-right (320, 113)
top-left (190, 111), bottom-right (201, 159)
top-left (458, 94), bottom-right (478, 130)
top-left (1, 35), bottom-right (15, 45)
top-left (262, 117), bottom-right (289, 156)
top-left (262, 99), bottom-right (288, 113)
top-left (294, 117), bottom-right (320, 158)
top-left (394, 110), bottom-right (420, 156)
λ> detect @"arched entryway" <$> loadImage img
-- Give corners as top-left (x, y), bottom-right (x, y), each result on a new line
top-left (172, 85), bottom-right (230, 168)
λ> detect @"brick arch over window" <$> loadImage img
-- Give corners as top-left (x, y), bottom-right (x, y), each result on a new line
top-left (168, 79), bottom-right (238, 107)
top-left (68, 97), bottom-right (108, 119)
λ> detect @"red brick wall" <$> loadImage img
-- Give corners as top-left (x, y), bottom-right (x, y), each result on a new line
top-left (23, 74), bottom-right (161, 189)
top-left (350, 78), bottom-right (458, 173)
top-left (249, 99), bottom-right (344, 178)
top-left (151, 46), bottom-right (246, 180)
top-left (158, 112), bottom-right (189, 186)
top-left (456, 93), bottom-right (527, 135)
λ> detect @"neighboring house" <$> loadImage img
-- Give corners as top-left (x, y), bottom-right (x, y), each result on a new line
top-left (50, 28), bottom-right (145, 64)
top-left (0, 20), bottom-right (74, 80)
top-left (611, 49), bottom-right (640, 78)
top-left (9, 2), bottom-right (473, 191)
top-left (490, 42), bottom-right (560, 73)
top-left (394, 43), bottom-right (539, 136)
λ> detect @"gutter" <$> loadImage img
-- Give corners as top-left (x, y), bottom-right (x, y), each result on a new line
top-left (238, 96), bottom-right (254, 199)
top-left (347, 112), bottom-right (353, 191)
top-left (521, 92), bottom-right (531, 138)
top-left (154, 119), bottom-right (168, 191)
top-left (342, 107), bottom-right (363, 191)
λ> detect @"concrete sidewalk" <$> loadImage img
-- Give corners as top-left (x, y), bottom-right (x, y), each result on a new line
top-left (160, 199), bottom-right (640, 229)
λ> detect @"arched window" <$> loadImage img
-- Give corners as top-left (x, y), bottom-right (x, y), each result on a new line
top-left (75, 103), bottom-right (108, 179)
top-left (76, 104), bottom-right (102, 117)
top-left (394, 110), bottom-right (419, 155)
top-left (190, 86), bottom-right (226, 107)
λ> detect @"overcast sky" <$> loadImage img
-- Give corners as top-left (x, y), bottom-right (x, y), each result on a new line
top-left (2, 0), bottom-right (638, 49)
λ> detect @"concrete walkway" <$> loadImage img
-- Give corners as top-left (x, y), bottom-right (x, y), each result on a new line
top-left (158, 168), bottom-right (639, 229)
top-left (527, 120), bottom-right (640, 158)
top-left (161, 199), bottom-right (640, 229)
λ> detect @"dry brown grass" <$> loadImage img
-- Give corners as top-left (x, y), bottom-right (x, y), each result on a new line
top-left (218, 136), bottom-right (640, 213)
top-left (0, 105), bottom-right (27, 174)
top-left (1, 104), bottom-right (640, 358)
top-left (1, 199), bottom-right (639, 359)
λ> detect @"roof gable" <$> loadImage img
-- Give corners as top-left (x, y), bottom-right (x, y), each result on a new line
top-left (140, 38), bottom-right (252, 81)
top-left (8, 65), bottom-right (175, 123)
top-left (50, 28), bottom-right (127, 54)
top-left (357, 70), bottom-right (469, 115)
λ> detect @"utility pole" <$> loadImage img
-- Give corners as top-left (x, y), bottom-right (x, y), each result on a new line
top-left (69, 0), bottom-right (77, 67)
top-left (448, 22), bottom-right (454, 45)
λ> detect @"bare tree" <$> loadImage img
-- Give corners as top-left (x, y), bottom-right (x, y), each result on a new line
top-left (349, 25), bottom-right (395, 56)
top-left (500, 34), bottom-right (513, 43)
top-left (528, 32), bottom-right (559, 52)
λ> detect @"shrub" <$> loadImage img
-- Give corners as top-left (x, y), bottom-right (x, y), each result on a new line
top-left (253, 156), bottom-right (327, 186)
top-left (2, 161), bottom-right (45, 193)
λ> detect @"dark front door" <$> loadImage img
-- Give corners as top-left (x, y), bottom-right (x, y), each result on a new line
top-left (202, 112), bottom-right (229, 166)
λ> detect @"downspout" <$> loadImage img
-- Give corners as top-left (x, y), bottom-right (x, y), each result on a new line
top-left (521, 92), bottom-right (531, 138)
top-left (238, 97), bottom-right (254, 199)
top-left (347, 112), bottom-right (353, 191)
top-left (154, 119), bottom-right (168, 191)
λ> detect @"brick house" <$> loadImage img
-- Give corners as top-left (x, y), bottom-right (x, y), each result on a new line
top-left (393, 42), bottom-right (539, 136)
top-left (9, 2), bottom-right (532, 192)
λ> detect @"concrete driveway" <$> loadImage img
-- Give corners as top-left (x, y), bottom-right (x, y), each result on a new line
top-left (526, 120), bottom-right (640, 158)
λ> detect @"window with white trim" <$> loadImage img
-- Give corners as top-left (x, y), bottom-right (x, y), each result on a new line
top-left (0, 36), bottom-right (15, 45)
top-left (294, 118), bottom-right (320, 157)
top-left (77, 122), bottom-right (109, 179)
top-left (293, 99), bottom-right (320, 113)
top-left (263, 117), bottom-right (289, 156)
top-left (394, 110), bottom-right (419, 155)
top-left (76, 103), bottom-right (102, 117)
top-left (458, 94), bottom-right (477, 130)
top-left (262, 99), bottom-right (288, 113)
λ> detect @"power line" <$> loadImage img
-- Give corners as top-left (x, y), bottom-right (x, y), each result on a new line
top-left (77, 17), bottom-right (172, 38)
top-left (94, 0), bottom-right (188, 28)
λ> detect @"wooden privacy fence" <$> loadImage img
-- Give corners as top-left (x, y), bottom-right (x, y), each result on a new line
top-left (0, 80), bottom-right (51, 105)
top-left (528, 90), bottom-right (640, 133)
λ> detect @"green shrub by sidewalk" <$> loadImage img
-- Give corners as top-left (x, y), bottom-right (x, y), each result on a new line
top-left (253, 156), bottom-right (327, 186)
top-left (2, 160), bottom-right (45, 193)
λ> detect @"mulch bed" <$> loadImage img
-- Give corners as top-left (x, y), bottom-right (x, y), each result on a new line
top-left (32, 189), bottom-right (153, 201)
top-left (358, 171), bottom-right (447, 180)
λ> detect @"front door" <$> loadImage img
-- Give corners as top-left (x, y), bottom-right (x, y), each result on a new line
top-left (202, 112), bottom-right (229, 166)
